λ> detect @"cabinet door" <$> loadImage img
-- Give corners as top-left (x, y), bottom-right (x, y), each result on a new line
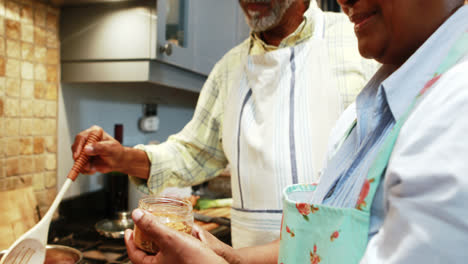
top-left (157, 0), bottom-right (194, 71)
top-left (157, 0), bottom-right (250, 76)
top-left (61, 0), bottom-right (156, 61)
top-left (191, 0), bottom-right (249, 75)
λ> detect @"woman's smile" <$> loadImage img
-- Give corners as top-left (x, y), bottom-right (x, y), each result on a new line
top-left (338, 0), bottom-right (465, 65)
top-left (349, 10), bottom-right (378, 34)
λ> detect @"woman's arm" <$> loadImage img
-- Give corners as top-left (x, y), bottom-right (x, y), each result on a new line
top-left (193, 225), bottom-right (279, 264)
top-left (234, 240), bottom-right (279, 264)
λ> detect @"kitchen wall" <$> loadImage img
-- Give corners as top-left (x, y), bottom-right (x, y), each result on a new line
top-left (58, 82), bottom-right (197, 198)
top-left (0, 0), bottom-right (60, 218)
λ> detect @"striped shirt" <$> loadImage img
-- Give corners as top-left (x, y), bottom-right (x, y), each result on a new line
top-left (129, 3), bottom-right (378, 196)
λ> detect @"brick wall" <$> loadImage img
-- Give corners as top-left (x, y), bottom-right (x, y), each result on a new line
top-left (0, 0), bottom-right (59, 218)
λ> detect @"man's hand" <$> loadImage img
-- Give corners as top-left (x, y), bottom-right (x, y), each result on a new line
top-left (125, 209), bottom-right (229, 264)
top-left (71, 125), bottom-right (124, 174)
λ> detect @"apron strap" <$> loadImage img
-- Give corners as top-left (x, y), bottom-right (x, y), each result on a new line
top-left (236, 88), bottom-right (253, 208)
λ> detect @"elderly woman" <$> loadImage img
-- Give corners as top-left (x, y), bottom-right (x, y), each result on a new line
top-left (124, 0), bottom-right (468, 263)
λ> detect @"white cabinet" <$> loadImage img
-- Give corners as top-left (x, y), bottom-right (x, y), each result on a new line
top-left (60, 0), bottom-right (249, 91)
top-left (61, 0), bottom-right (157, 61)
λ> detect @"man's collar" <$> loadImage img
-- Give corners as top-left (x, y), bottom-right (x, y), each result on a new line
top-left (249, 1), bottom-right (319, 54)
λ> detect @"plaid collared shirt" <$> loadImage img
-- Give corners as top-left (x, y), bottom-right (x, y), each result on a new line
top-left (130, 4), bottom-right (378, 194)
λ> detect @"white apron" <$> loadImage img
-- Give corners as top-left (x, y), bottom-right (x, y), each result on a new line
top-left (222, 9), bottom-right (343, 248)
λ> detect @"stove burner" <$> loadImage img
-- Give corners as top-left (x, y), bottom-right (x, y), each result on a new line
top-left (50, 221), bottom-right (131, 264)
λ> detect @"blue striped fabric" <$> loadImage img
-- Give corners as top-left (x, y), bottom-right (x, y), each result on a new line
top-left (311, 66), bottom-right (396, 208)
top-left (236, 89), bottom-right (253, 208)
top-left (288, 47), bottom-right (298, 184)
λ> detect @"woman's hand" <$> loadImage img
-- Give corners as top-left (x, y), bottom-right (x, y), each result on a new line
top-left (71, 125), bottom-right (125, 174)
top-left (125, 209), bottom-right (229, 264)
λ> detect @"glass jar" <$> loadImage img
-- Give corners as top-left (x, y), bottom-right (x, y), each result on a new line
top-left (133, 196), bottom-right (194, 254)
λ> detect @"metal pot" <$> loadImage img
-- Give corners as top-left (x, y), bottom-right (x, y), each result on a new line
top-left (95, 211), bottom-right (134, 239)
top-left (0, 245), bottom-right (83, 264)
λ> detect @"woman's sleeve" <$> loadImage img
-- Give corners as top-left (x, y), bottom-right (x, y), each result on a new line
top-left (361, 62), bottom-right (468, 263)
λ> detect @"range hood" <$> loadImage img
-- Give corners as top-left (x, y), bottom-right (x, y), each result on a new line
top-left (59, 0), bottom-right (207, 93)
top-left (61, 60), bottom-right (206, 93)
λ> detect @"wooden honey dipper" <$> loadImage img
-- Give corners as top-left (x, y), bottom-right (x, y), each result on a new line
top-left (0, 129), bottom-right (104, 264)
top-left (68, 129), bottom-right (103, 181)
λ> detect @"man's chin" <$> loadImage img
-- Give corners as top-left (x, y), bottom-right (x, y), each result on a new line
top-left (243, 0), bottom-right (295, 33)
top-left (246, 16), bottom-right (278, 32)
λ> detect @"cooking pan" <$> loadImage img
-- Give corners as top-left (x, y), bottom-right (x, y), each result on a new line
top-left (0, 245), bottom-right (82, 264)
top-left (95, 211), bottom-right (134, 239)
top-left (194, 212), bottom-right (230, 226)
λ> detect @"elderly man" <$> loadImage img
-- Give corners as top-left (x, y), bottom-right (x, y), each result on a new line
top-left (73, 0), bottom-right (376, 248)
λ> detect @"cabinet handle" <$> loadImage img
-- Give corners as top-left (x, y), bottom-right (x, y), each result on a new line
top-left (159, 43), bottom-right (173, 56)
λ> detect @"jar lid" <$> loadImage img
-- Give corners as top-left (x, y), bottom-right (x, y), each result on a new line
top-left (138, 196), bottom-right (193, 216)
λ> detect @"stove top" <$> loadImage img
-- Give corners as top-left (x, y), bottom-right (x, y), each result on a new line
top-left (50, 219), bottom-right (130, 264)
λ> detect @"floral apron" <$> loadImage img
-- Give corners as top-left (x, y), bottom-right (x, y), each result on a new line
top-left (277, 28), bottom-right (468, 264)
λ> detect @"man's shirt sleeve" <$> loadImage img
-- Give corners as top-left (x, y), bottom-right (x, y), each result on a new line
top-left (129, 62), bottom-right (229, 195)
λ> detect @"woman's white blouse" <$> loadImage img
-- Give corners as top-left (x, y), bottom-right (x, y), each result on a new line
top-left (355, 6), bottom-right (468, 263)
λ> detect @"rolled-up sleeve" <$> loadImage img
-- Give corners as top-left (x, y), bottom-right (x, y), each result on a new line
top-left (361, 63), bottom-right (468, 263)
top-left (129, 62), bottom-right (229, 195)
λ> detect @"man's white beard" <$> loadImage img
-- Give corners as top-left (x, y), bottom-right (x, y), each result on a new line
top-left (244, 0), bottom-right (296, 32)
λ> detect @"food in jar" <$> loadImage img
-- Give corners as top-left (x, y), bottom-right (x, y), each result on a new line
top-left (133, 196), bottom-right (193, 254)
